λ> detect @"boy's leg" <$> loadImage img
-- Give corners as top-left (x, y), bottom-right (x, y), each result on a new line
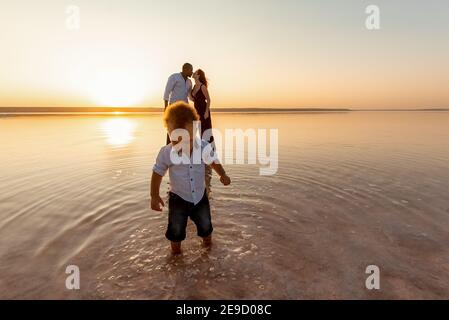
top-left (166, 193), bottom-right (189, 254)
top-left (171, 241), bottom-right (182, 254)
top-left (190, 192), bottom-right (213, 246)
top-left (202, 234), bottom-right (212, 247)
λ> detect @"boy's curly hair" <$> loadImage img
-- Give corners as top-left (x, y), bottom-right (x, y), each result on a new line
top-left (163, 102), bottom-right (199, 129)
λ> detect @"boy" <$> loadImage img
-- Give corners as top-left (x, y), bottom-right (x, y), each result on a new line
top-left (150, 102), bottom-right (231, 254)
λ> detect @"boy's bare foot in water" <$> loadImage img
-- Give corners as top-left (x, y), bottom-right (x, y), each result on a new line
top-left (202, 235), bottom-right (212, 247)
top-left (171, 241), bottom-right (182, 255)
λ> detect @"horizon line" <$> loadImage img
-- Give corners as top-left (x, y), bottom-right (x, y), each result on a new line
top-left (1, 106), bottom-right (449, 113)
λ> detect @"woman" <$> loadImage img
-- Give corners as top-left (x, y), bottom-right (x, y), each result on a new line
top-left (191, 69), bottom-right (213, 142)
top-left (191, 69), bottom-right (214, 195)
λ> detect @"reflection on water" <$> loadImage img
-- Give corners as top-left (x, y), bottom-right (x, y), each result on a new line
top-left (1, 112), bottom-right (449, 299)
top-left (101, 118), bottom-right (136, 147)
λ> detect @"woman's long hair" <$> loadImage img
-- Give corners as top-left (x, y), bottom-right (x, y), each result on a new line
top-left (196, 69), bottom-right (208, 87)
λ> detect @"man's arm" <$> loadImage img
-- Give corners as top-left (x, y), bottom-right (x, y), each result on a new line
top-left (150, 172), bottom-right (165, 211)
top-left (163, 75), bottom-right (175, 109)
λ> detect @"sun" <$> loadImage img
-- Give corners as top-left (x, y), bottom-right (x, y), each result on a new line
top-left (89, 68), bottom-right (147, 107)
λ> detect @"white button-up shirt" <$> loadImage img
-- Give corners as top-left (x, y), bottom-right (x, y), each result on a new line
top-left (153, 140), bottom-right (217, 205)
top-left (163, 73), bottom-right (192, 105)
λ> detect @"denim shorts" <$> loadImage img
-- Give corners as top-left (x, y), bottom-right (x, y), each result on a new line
top-left (165, 191), bottom-right (213, 242)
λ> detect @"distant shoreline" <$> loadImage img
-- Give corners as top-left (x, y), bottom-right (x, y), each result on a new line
top-left (0, 107), bottom-right (350, 114)
top-left (1, 107), bottom-right (448, 115)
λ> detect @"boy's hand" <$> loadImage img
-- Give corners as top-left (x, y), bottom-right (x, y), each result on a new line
top-left (220, 174), bottom-right (231, 186)
top-left (150, 195), bottom-right (165, 211)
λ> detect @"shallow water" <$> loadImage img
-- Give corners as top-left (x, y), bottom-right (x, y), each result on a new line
top-left (1, 112), bottom-right (449, 299)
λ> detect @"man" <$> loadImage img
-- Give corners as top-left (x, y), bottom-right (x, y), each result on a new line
top-left (163, 63), bottom-right (194, 144)
top-left (164, 63), bottom-right (193, 109)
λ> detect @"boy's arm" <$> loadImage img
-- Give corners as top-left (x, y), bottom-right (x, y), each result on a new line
top-left (150, 172), bottom-right (165, 211)
top-left (210, 163), bottom-right (231, 186)
top-left (151, 147), bottom-right (169, 211)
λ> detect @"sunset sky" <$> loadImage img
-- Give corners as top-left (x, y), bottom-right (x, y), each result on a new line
top-left (1, 0), bottom-right (448, 109)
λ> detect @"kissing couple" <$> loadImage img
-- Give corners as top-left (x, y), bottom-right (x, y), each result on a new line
top-left (163, 63), bottom-right (213, 145)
